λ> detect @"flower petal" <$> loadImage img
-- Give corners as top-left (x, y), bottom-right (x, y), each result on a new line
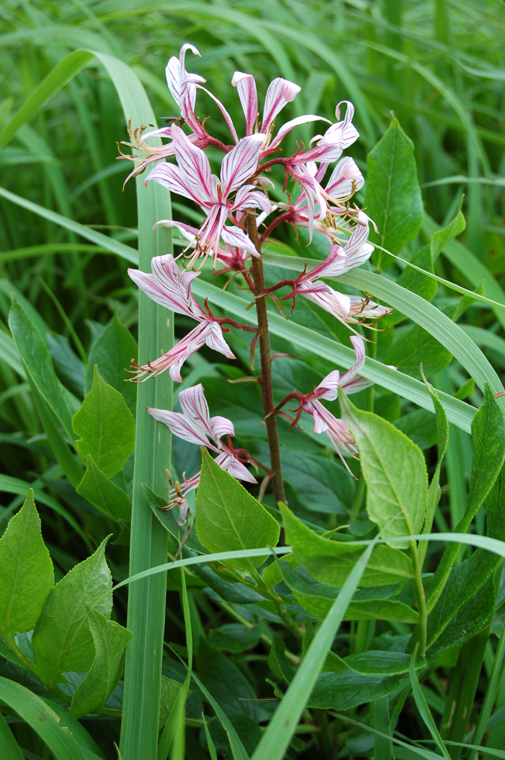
top-left (178, 383), bottom-right (218, 443)
top-left (171, 124), bottom-right (216, 203)
top-left (232, 186), bottom-right (273, 215)
top-left (269, 114), bottom-right (330, 151)
top-left (325, 157), bottom-right (364, 199)
top-left (205, 322), bottom-right (236, 359)
top-left (220, 134), bottom-right (264, 197)
top-left (215, 452), bottom-right (257, 483)
top-left (210, 415), bottom-right (235, 440)
top-left (262, 78), bottom-right (301, 131)
top-left (147, 406), bottom-right (212, 447)
top-left (146, 162), bottom-right (205, 205)
top-left (221, 225), bottom-right (259, 256)
top-left (232, 72), bottom-right (258, 135)
top-left (339, 335), bottom-right (367, 389)
top-left (128, 253), bottom-right (199, 318)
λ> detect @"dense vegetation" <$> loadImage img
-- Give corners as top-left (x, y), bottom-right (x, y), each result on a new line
top-left (1, 1), bottom-right (505, 758)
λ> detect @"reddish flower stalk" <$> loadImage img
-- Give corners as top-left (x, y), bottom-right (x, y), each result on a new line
top-left (246, 212), bottom-right (286, 505)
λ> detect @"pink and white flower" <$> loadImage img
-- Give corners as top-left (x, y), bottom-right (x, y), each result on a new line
top-left (275, 336), bottom-right (372, 473)
top-left (148, 383), bottom-right (257, 521)
top-left (128, 254), bottom-right (235, 381)
top-left (147, 125), bottom-right (271, 264)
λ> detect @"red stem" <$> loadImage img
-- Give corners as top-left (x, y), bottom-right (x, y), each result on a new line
top-left (246, 213), bottom-right (286, 505)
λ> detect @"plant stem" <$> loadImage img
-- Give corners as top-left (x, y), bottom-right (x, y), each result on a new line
top-left (410, 541), bottom-right (427, 657)
top-left (246, 213), bottom-right (286, 505)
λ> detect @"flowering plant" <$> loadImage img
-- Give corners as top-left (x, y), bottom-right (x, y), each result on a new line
top-left (122, 42), bottom-right (391, 521)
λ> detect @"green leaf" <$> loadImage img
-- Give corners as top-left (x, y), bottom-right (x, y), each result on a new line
top-left (73, 367), bottom-right (135, 478)
top-left (251, 535), bottom-right (376, 760)
top-left (280, 503), bottom-right (413, 587)
top-left (394, 409), bottom-right (438, 450)
top-left (345, 651), bottom-right (423, 676)
top-left (268, 633), bottom-right (296, 683)
top-left (32, 538), bottom-right (112, 687)
top-left (196, 449), bottom-right (280, 570)
top-left (430, 196), bottom-right (466, 261)
top-left (197, 638), bottom-right (258, 719)
top-left (0, 677), bottom-right (92, 760)
top-left (308, 671), bottom-right (403, 711)
top-left (8, 299), bottom-right (77, 441)
top-left (159, 676), bottom-right (183, 731)
top-left (86, 311), bottom-right (138, 414)
top-left (420, 378), bottom-right (449, 564)
top-left (396, 245), bottom-right (437, 304)
top-left (0, 50), bottom-right (95, 150)
top-left (340, 392), bottom-right (428, 547)
top-left (281, 452), bottom-right (354, 514)
top-left (279, 561), bottom-right (417, 623)
top-left (0, 490), bottom-right (53, 636)
top-left (76, 455), bottom-right (132, 522)
top-left (386, 324), bottom-right (453, 378)
top-left (365, 116), bottom-right (423, 267)
top-left (70, 610), bottom-right (132, 718)
top-left (467, 384), bottom-right (505, 518)
top-left (209, 625), bottom-right (262, 653)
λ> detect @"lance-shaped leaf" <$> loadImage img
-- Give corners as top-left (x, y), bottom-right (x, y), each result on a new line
top-left (365, 115), bottom-right (423, 268)
top-left (32, 538), bottom-right (112, 686)
top-left (73, 367), bottom-right (135, 478)
top-left (279, 503), bottom-right (413, 587)
top-left (70, 610), bottom-right (132, 718)
top-left (0, 490), bottom-right (53, 636)
top-left (340, 391), bottom-right (428, 547)
top-left (196, 449), bottom-right (280, 570)
top-left (9, 299), bottom-right (77, 440)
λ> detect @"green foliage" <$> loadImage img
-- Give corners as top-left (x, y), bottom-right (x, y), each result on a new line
top-left (365, 116), bottom-right (423, 268)
top-left (85, 311), bottom-right (138, 414)
top-left (340, 392), bottom-right (427, 546)
top-left (73, 367), bottom-right (135, 478)
top-left (76, 455), bottom-right (132, 522)
top-left (70, 611), bottom-right (133, 718)
top-left (196, 449), bottom-right (280, 570)
top-left (32, 537), bottom-right (112, 686)
top-left (280, 503), bottom-right (413, 586)
top-left (0, 490), bottom-right (53, 636)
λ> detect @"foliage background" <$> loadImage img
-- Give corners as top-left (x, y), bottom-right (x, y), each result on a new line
top-left (1, 0), bottom-right (505, 758)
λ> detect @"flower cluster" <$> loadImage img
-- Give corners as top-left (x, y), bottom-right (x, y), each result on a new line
top-left (122, 43), bottom-right (392, 519)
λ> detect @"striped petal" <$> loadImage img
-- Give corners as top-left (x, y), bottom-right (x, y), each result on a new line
top-left (269, 114), bottom-right (330, 151)
top-left (147, 405), bottom-right (212, 448)
top-left (339, 335), bottom-right (367, 388)
top-left (178, 383), bottom-right (216, 441)
top-left (205, 322), bottom-right (236, 359)
top-left (231, 72), bottom-right (258, 135)
top-left (221, 225), bottom-right (259, 256)
top-left (220, 134), bottom-right (264, 197)
top-left (215, 452), bottom-right (258, 483)
top-left (128, 254), bottom-right (199, 318)
top-left (262, 78), bottom-right (301, 131)
top-left (210, 415), bottom-right (235, 440)
top-left (146, 162), bottom-right (206, 205)
top-left (325, 157), bottom-right (364, 199)
top-left (233, 186), bottom-right (273, 214)
top-left (171, 124), bottom-right (216, 203)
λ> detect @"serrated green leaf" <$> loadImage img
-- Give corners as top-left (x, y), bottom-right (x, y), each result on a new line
top-left (345, 651), bottom-right (424, 676)
top-left (280, 503), bottom-right (413, 587)
top-left (340, 393), bottom-right (428, 547)
top-left (32, 538), bottom-right (112, 686)
top-left (8, 299), bottom-right (77, 440)
top-left (0, 490), bottom-right (53, 636)
top-left (85, 311), bottom-right (137, 414)
top-left (281, 452), bottom-right (354, 514)
top-left (159, 676), bottom-right (183, 731)
top-left (365, 116), bottom-right (423, 267)
top-left (73, 367), bottom-right (135, 478)
top-left (268, 633), bottom-right (295, 683)
top-left (77, 455), bottom-right (132, 522)
top-left (196, 449), bottom-right (280, 570)
top-left (70, 610), bottom-right (132, 718)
